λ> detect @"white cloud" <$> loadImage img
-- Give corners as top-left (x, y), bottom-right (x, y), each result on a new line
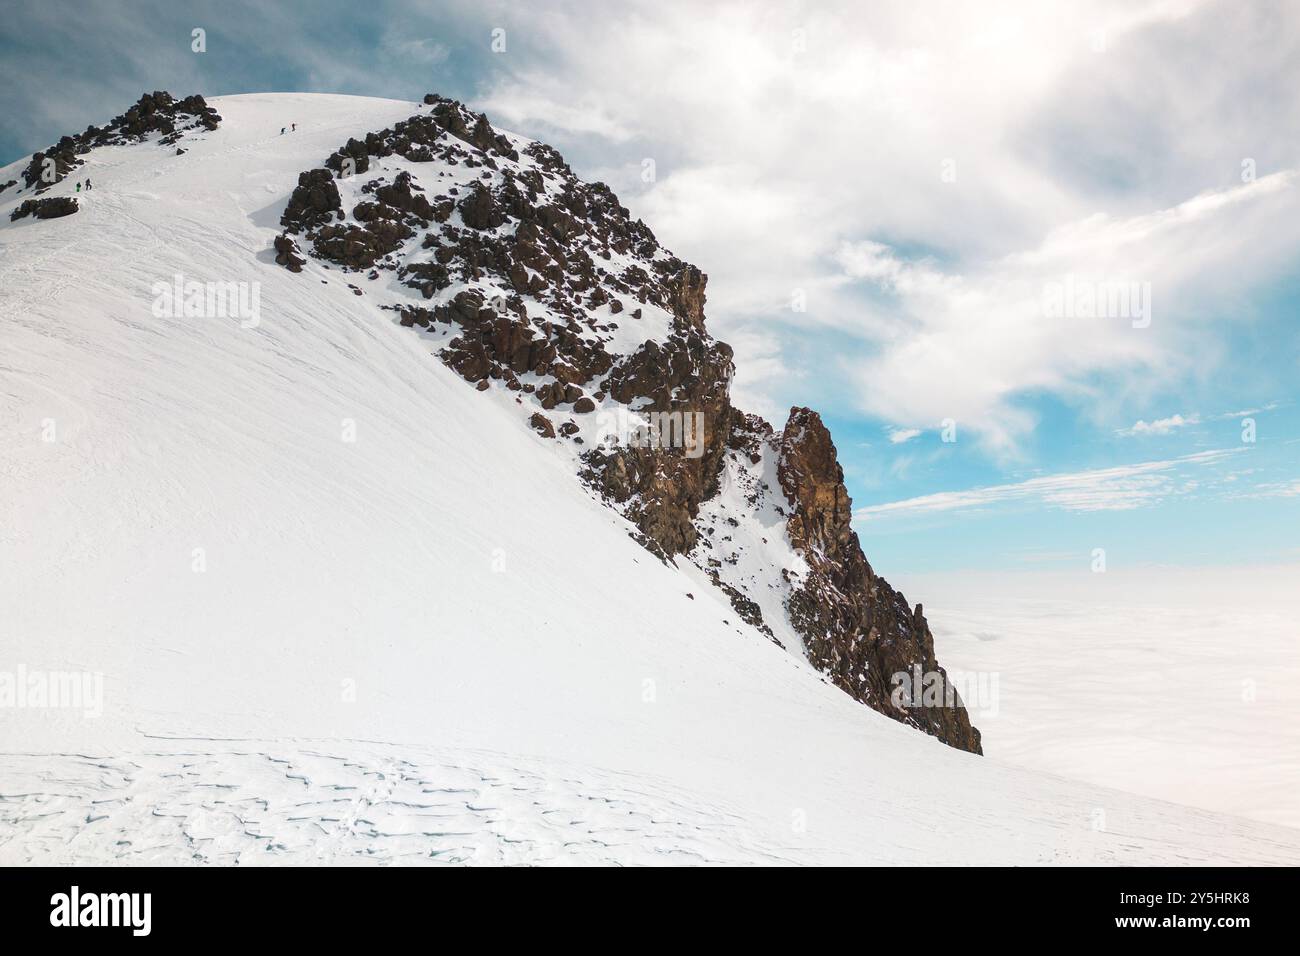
top-left (1229, 479), bottom-right (1300, 500)
top-left (479, 84), bottom-right (636, 142)
top-left (467, 0), bottom-right (1300, 452)
top-left (1116, 413), bottom-right (1200, 437)
top-left (380, 36), bottom-right (451, 67)
top-left (1214, 402), bottom-right (1281, 419)
top-left (839, 172), bottom-right (1298, 454)
top-left (854, 449), bottom-right (1240, 520)
top-left (720, 322), bottom-right (797, 422)
top-left (888, 427), bottom-right (922, 444)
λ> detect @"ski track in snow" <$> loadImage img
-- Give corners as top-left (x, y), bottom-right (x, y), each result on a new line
top-left (0, 746), bottom-right (797, 866)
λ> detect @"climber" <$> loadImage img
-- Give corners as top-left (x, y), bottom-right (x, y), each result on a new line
top-left (75, 181), bottom-right (81, 192)
top-left (85, 178), bottom-right (93, 191)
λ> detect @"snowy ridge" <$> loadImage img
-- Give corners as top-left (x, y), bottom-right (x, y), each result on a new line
top-left (2, 93), bottom-right (1298, 864)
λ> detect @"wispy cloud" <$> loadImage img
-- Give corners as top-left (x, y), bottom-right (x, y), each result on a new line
top-left (480, 83), bottom-right (636, 141)
top-left (380, 36), bottom-right (451, 67)
top-left (840, 171), bottom-right (1299, 454)
top-left (888, 427), bottom-right (921, 444)
top-left (1214, 402), bottom-right (1282, 419)
top-left (1228, 479), bottom-right (1300, 500)
top-left (854, 449), bottom-right (1241, 520)
top-left (1116, 413), bottom-right (1200, 437)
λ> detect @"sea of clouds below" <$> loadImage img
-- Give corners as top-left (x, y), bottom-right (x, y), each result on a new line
top-left (901, 564), bottom-right (1300, 829)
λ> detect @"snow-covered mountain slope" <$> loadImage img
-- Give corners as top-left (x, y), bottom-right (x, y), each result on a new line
top-left (1, 92), bottom-right (1298, 865)
top-left (264, 90), bottom-right (981, 752)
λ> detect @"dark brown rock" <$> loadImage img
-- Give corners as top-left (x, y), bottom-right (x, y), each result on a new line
top-left (458, 182), bottom-right (506, 230)
top-left (273, 232), bottom-right (305, 272)
top-left (281, 169), bottom-right (342, 233)
top-left (777, 407), bottom-right (982, 754)
top-left (529, 412), bottom-right (555, 438)
top-left (9, 197), bottom-right (78, 221)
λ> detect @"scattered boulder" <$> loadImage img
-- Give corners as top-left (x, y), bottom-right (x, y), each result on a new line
top-left (273, 233), bottom-right (305, 272)
top-left (528, 412), bottom-right (555, 438)
top-left (9, 197), bottom-right (78, 221)
top-left (457, 182), bottom-right (506, 230)
top-left (311, 220), bottom-right (411, 270)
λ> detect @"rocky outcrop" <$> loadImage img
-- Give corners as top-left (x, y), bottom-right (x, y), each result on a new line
top-left (273, 233), bottom-right (306, 272)
top-left (9, 197), bottom-right (78, 221)
top-left (280, 169), bottom-right (342, 233)
top-left (19, 91), bottom-right (219, 193)
top-left (777, 409), bottom-right (981, 753)
top-left (273, 92), bottom-right (982, 753)
top-left (581, 328), bottom-right (734, 556)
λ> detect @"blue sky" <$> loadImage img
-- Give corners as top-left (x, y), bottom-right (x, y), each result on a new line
top-left (3, 0), bottom-right (1297, 575)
